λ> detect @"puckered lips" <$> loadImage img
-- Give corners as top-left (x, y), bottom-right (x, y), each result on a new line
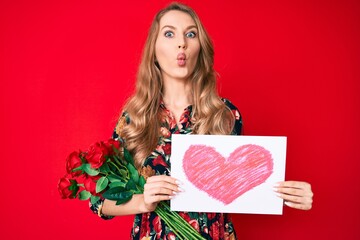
top-left (177, 52), bottom-right (186, 67)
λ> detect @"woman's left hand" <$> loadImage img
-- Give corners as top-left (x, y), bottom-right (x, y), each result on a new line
top-left (273, 181), bottom-right (313, 210)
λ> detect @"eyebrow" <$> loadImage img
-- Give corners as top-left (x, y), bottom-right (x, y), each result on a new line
top-left (160, 25), bottom-right (198, 31)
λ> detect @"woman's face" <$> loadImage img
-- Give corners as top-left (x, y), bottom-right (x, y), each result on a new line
top-left (155, 10), bottom-right (200, 82)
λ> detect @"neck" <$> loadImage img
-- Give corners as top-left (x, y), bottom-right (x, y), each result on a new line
top-left (162, 76), bottom-right (192, 109)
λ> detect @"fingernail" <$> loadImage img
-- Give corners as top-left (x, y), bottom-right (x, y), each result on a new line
top-left (284, 201), bottom-right (292, 207)
top-left (168, 195), bottom-right (173, 199)
top-left (172, 191), bottom-right (177, 195)
top-left (273, 182), bottom-right (280, 187)
top-left (175, 180), bottom-right (183, 185)
top-left (273, 187), bottom-right (279, 192)
top-left (177, 187), bottom-right (184, 192)
top-left (276, 193), bottom-right (282, 198)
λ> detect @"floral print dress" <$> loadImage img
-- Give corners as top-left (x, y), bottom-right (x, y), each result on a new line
top-left (90, 98), bottom-right (242, 240)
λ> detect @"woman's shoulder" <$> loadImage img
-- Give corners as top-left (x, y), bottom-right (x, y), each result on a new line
top-left (221, 98), bottom-right (243, 135)
top-left (221, 98), bottom-right (241, 118)
top-left (221, 98), bottom-right (239, 111)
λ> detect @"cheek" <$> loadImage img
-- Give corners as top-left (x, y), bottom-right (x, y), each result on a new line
top-left (155, 41), bottom-right (171, 62)
top-left (191, 45), bottom-right (201, 63)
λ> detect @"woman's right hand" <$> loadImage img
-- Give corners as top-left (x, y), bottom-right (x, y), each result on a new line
top-left (143, 175), bottom-right (181, 212)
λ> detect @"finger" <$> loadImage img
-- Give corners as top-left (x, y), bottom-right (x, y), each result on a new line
top-left (284, 201), bottom-right (312, 210)
top-left (274, 186), bottom-right (305, 197)
top-left (276, 192), bottom-right (304, 204)
top-left (147, 175), bottom-right (179, 185)
top-left (145, 186), bottom-right (178, 197)
top-left (147, 194), bottom-right (173, 204)
top-left (275, 181), bottom-right (311, 190)
top-left (144, 181), bottom-right (182, 193)
top-left (274, 183), bottom-right (313, 199)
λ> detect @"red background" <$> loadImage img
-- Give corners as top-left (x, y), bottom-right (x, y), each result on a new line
top-left (1, 0), bottom-right (359, 239)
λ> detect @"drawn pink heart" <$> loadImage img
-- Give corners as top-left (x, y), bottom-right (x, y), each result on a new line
top-left (183, 144), bottom-right (273, 205)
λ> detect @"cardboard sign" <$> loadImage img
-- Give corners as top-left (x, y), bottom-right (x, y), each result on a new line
top-left (170, 135), bottom-right (287, 215)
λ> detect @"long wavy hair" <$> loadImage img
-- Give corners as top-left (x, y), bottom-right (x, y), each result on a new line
top-left (119, 2), bottom-right (235, 169)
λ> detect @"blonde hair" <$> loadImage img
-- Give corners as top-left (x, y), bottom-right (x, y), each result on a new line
top-left (119, 2), bottom-right (234, 169)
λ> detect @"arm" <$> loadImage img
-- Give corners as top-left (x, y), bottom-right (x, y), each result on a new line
top-left (100, 175), bottom-right (181, 216)
top-left (101, 194), bottom-right (148, 216)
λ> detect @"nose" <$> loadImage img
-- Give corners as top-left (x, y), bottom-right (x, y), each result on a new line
top-left (178, 36), bottom-right (187, 49)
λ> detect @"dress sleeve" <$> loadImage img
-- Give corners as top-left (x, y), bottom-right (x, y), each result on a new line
top-left (89, 198), bottom-right (114, 220)
top-left (89, 112), bottom-right (130, 220)
top-left (222, 98), bottom-right (243, 136)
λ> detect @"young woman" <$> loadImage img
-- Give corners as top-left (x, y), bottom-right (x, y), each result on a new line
top-left (90, 2), bottom-right (313, 239)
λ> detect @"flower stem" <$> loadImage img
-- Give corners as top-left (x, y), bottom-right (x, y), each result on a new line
top-left (108, 161), bottom-right (123, 176)
top-left (155, 202), bottom-right (206, 240)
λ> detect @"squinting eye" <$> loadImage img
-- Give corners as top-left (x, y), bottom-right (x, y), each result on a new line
top-left (164, 31), bottom-right (174, 38)
top-left (186, 31), bottom-right (197, 38)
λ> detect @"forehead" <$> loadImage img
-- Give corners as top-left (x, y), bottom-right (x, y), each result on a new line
top-left (159, 10), bottom-right (196, 28)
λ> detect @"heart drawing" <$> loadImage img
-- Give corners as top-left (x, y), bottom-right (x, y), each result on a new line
top-left (183, 144), bottom-right (273, 205)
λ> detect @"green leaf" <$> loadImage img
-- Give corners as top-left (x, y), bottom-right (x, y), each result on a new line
top-left (127, 163), bottom-right (139, 183)
top-left (72, 165), bottom-right (83, 172)
top-left (119, 169), bottom-right (129, 179)
top-left (68, 180), bottom-right (79, 198)
top-left (79, 190), bottom-right (91, 200)
top-left (123, 148), bottom-right (134, 165)
top-left (138, 176), bottom-right (146, 188)
top-left (126, 178), bottom-right (137, 191)
top-left (68, 184), bottom-right (78, 191)
top-left (90, 195), bottom-right (100, 204)
top-left (99, 162), bottom-right (110, 173)
top-left (107, 174), bottom-right (124, 182)
top-left (68, 180), bottom-right (78, 191)
top-left (83, 163), bottom-right (99, 176)
top-left (96, 176), bottom-right (109, 193)
top-left (114, 193), bottom-right (133, 205)
top-left (116, 198), bottom-right (132, 205)
top-left (102, 187), bottom-right (133, 204)
top-left (109, 181), bottom-right (126, 188)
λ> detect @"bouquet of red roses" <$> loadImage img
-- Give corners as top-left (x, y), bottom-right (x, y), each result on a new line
top-left (58, 139), bottom-right (205, 240)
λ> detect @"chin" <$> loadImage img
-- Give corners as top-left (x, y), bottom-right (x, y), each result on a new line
top-left (174, 69), bottom-right (192, 79)
top-left (162, 68), bottom-right (193, 81)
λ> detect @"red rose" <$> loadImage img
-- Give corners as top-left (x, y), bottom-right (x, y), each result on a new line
top-left (66, 151), bottom-right (82, 176)
top-left (74, 173), bottom-right (86, 184)
top-left (86, 141), bottom-right (108, 169)
top-left (58, 175), bottom-right (78, 199)
top-left (104, 138), bottom-right (121, 155)
top-left (84, 175), bottom-right (101, 196)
